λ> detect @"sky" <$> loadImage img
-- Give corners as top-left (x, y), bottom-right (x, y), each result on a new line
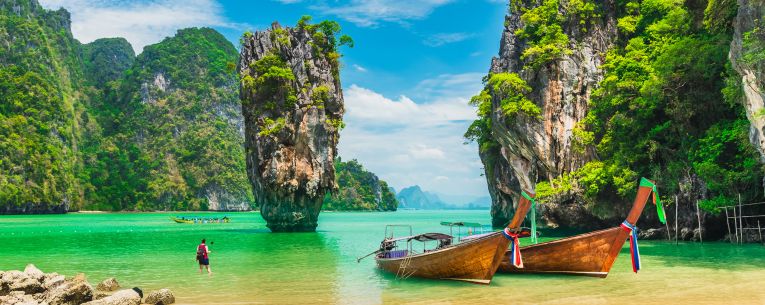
top-left (38, 0), bottom-right (510, 201)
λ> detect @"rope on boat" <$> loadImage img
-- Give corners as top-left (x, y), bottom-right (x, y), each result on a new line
top-left (502, 228), bottom-right (524, 268)
top-left (620, 221), bottom-right (641, 273)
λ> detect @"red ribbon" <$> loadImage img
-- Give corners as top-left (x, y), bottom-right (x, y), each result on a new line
top-left (620, 221), bottom-right (641, 273)
top-left (502, 228), bottom-right (524, 268)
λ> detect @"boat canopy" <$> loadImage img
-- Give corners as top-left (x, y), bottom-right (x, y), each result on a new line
top-left (409, 232), bottom-right (453, 242)
top-left (387, 232), bottom-right (453, 243)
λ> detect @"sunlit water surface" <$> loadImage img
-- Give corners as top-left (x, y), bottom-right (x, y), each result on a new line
top-left (1, 210), bottom-right (764, 304)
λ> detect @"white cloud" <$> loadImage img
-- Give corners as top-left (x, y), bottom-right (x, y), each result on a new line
top-left (411, 72), bottom-right (486, 101)
top-left (342, 84), bottom-right (475, 126)
top-left (311, 0), bottom-right (455, 27)
top-left (338, 73), bottom-right (489, 197)
top-left (409, 144), bottom-right (446, 160)
top-left (352, 64), bottom-right (368, 72)
top-left (38, 0), bottom-right (249, 54)
top-left (423, 32), bottom-right (475, 47)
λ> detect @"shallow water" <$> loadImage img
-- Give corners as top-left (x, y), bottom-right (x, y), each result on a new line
top-left (1, 210), bottom-right (764, 304)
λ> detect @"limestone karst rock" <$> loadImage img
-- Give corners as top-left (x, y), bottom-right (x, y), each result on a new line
top-left (731, 0), bottom-right (765, 162)
top-left (480, 0), bottom-right (617, 226)
top-left (239, 20), bottom-right (346, 231)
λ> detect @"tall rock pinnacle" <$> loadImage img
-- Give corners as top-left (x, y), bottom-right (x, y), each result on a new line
top-left (239, 19), bottom-right (348, 232)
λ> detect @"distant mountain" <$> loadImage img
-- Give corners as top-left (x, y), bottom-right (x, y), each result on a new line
top-left (396, 186), bottom-right (446, 209)
top-left (433, 193), bottom-right (491, 210)
top-left (396, 186), bottom-right (491, 210)
top-left (465, 196), bottom-right (491, 209)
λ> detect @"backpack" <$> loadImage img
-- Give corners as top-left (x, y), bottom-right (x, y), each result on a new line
top-left (196, 245), bottom-right (206, 260)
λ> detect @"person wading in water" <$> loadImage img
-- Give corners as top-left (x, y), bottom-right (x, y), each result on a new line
top-left (196, 239), bottom-right (212, 275)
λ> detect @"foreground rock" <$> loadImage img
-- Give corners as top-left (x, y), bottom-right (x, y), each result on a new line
top-left (0, 265), bottom-right (93, 305)
top-left (0, 265), bottom-right (173, 305)
top-left (239, 19), bottom-right (347, 231)
top-left (83, 288), bottom-right (141, 305)
top-left (143, 289), bottom-right (174, 305)
top-left (95, 278), bottom-right (120, 292)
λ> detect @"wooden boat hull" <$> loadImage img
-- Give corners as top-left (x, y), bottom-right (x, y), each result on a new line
top-left (376, 232), bottom-right (508, 284)
top-left (498, 227), bottom-right (627, 277)
top-left (499, 182), bottom-right (656, 277)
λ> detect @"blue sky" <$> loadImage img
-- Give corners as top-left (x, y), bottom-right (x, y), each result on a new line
top-left (39, 0), bottom-right (509, 201)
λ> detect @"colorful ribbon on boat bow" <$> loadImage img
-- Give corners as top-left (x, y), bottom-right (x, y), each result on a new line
top-left (502, 227), bottom-right (524, 268)
top-left (639, 178), bottom-right (666, 224)
top-left (620, 221), bottom-right (641, 273)
top-left (522, 191), bottom-right (538, 244)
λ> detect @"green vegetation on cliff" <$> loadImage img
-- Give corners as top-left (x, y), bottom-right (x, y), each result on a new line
top-left (510, 0), bottom-right (600, 69)
top-left (323, 159), bottom-right (398, 211)
top-left (0, 0), bottom-right (253, 212)
top-left (81, 38), bottom-right (135, 88)
top-left (465, 72), bottom-right (539, 152)
top-left (540, 0), bottom-right (762, 211)
top-left (296, 15), bottom-right (354, 78)
top-left (95, 27), bottom-right (253, 211)
top-left (0, 2), bottom-right (86, 210)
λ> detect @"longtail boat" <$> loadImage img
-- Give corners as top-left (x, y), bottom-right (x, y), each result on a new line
top-left (170, 216), bottom-right (230, 224)
top-left (498, 178), bottom-right (666, 277)
top-left (361, 192), bottom-right (535, 284)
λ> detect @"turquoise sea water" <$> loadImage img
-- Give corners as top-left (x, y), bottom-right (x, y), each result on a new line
top-left (1, 210), bottom-right (764, 304)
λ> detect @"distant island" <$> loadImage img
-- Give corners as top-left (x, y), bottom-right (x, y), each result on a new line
top-left (323, 158), bottom-right (398, 211)
top-left (396, 185), bottom-right (490, 210)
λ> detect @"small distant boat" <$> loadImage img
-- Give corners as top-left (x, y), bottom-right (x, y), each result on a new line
top-left (359, 192), bottom-right (535, 285)
top-left (498, 178), bottom-right (665, 277)
top-left (170, 216), bottom-right (230, 224)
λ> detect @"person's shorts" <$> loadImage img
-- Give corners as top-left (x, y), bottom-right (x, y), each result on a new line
top-left (199, 258), bottom-right (209, 265)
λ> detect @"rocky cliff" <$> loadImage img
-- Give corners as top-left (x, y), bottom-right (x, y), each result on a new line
top-left (481, 0), bottom-right (618, 226)
top-left (0, 0), bottom-right (255, 212)
top-left (475, 0), bottom-right (757, 241)
top-left (0, 0), bottom-right (86, 213)
top-left (731, 0), bottom-right (765, 162)
top-left (114, 27), bottom-right (253, 211)
top-left (239, 19), bottom-right (348, 231)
